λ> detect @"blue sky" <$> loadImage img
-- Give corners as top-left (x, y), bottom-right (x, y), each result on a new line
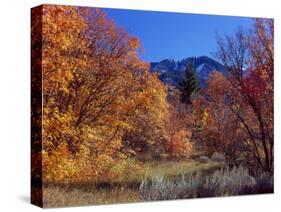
top-left (102, 8), bottom-right (253, 62)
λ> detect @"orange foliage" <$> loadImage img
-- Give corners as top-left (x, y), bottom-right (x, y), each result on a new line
top-left (32, 5), bottom-right (169, 183)
top-left (164, 92), bottom-right (193, 158)
top-left (199, 19), bottom-right (274, 170)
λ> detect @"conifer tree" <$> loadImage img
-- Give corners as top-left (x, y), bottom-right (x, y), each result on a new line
top-left (179, 57), bottom-right (200, 104)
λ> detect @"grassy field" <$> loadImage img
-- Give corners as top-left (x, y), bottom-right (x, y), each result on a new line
top-left (145, 160), bottom-right (222, 178)
top-left (42, 160), bottom-right (223, 207)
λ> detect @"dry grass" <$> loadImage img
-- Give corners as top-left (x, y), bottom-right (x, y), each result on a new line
top-left (139, 166), bottom-right (273, 201)
top-left (145, 160), bottom-right (223, 178)
top-left (42, 160), bottom-right (224, 207)
top-left (43, 186), bottom-right (139, 208)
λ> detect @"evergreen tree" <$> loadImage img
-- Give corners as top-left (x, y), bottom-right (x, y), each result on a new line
top-left (179, 57), bottom-right (200, 104)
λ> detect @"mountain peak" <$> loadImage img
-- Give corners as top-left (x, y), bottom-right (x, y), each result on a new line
top-left (150, 56), bottom-right (226, 87)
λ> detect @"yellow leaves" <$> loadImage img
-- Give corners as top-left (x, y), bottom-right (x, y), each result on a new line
top-left (202, 109), bottom-right (209, 127)
top-left (116, 152), bottom-right (127, 159)
top-left (42, 5), bottom-right (89, 98)
top-left (109, 158), bottom-right (144, 182)
top-left (40, 5), bottom-right (171, 184)
top-left (118, 121), bottom-right (132, 130)
top-left (42, 143), bottom-right (78, 183)
top-left (96, 154), bottom-right (115, 170)
top-left (61, 36), bottom-right (72, 51)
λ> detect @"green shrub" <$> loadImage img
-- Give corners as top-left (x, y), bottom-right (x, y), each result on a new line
top-left (109, 158), bottom-right (146, 183)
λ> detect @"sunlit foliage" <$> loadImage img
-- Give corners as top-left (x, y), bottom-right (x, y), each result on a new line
top-left (194, 19), bottom-right (274, 172)
top-left (32, 5), bottom-right (169, 183)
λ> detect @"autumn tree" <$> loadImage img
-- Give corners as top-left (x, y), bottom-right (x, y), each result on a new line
top-left (163, 90), bottom-right (193, 158)
top-left (36, 5), bottom-right (169, 183)
top-left (193, 71), bottom-right (244, 164)
top-left (215, 19), bottom-right (273, 172)
top-left (121, 72), bottom-right (169, 156)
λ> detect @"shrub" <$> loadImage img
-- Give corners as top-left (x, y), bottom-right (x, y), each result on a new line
top-left (254, 172), bottom-right (274, 193)
top-left (109, 157), bottom-right (146, 183)
top-left (139, 172), bottom-right (201, 200)
top-left (204, 166), bottom-right (256, 196)
top-left (198, 156), bottom-right (209, 163)
top-left (238, 172), bottom-right (274, 195)
top-left (211, 152), bottom-right (225, 162)
top-left (139, 175), bottom-right (179, 200)
top-left (139, 166), bottom-right (272, 200)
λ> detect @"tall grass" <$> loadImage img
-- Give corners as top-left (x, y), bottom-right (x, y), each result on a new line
top-left (139, 166), bottom-right (273, 201)
top-left (42, 161), bottom-right (272, 207)
top-left (42, 160), bottom-right (222, 207)
top-left (43, 186), bottom-right (139, 208)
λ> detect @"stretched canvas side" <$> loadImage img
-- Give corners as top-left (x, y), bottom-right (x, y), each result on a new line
top-left (31, 5), bottom-right (43, 208)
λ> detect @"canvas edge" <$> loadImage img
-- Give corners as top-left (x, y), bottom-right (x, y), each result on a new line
top-left (31, 4), bottom-right (43, 208)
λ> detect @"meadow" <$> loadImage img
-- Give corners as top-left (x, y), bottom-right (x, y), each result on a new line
top-left (42, 158), bottom-right (273, 207)
top-left (42, 160), bottom-right (223, 207)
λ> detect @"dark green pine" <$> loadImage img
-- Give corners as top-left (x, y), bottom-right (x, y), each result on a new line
top-left (179, 57), bottom-right (200, 104)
